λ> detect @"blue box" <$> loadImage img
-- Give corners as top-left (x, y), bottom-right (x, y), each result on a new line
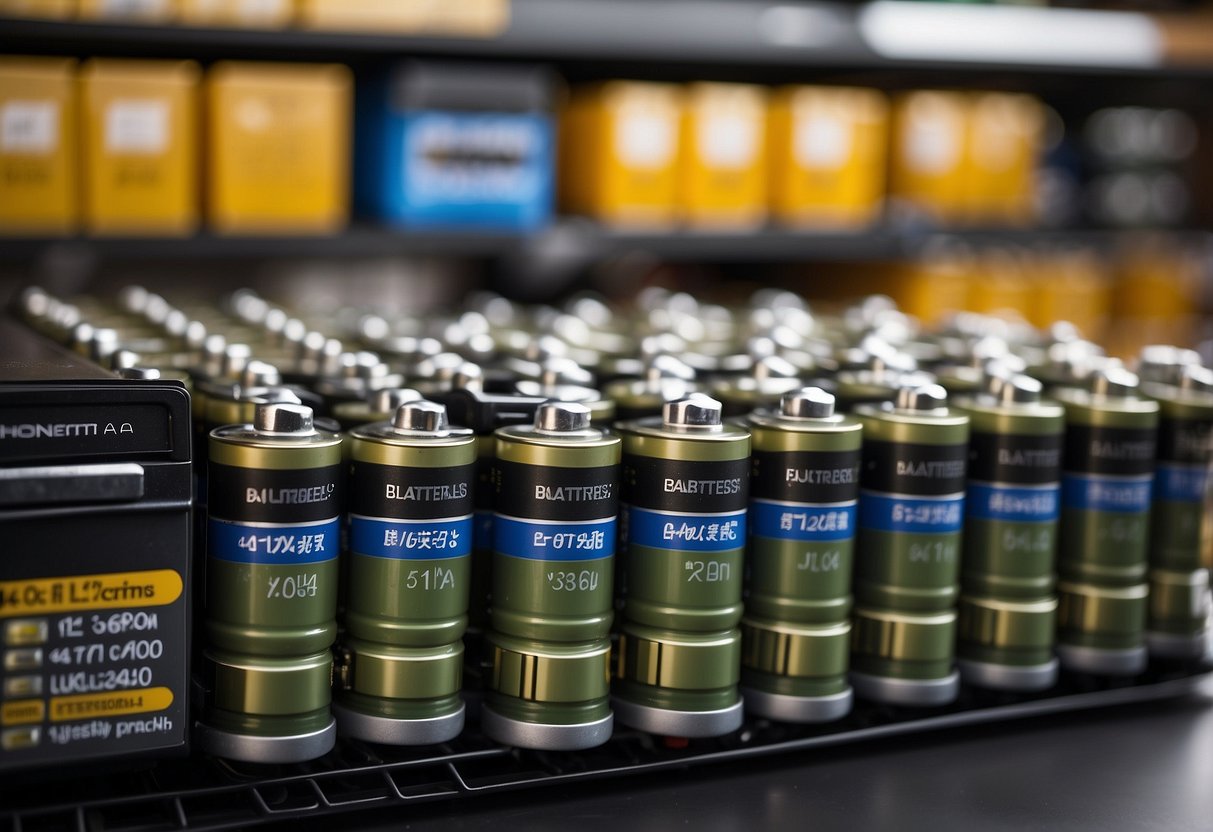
top-left (356, 63), bottom-right (554, 232)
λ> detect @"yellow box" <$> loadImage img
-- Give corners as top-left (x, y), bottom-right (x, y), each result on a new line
top-left (889, 91), bottom-right (970, 225)
top-left (297, 0), bottom-right (508, 36)
top-left (0, 0), bottom-right (76, 18)
top-left (968, 247), bottom-right (1032, 317)
top-left (80, 59), bottom-right (199, 236)
top-left (678, 83), bottom-right (766, 228)
top-left (206, 61), bottom-right (351, 235)
top-left (78, 0), bottom-right (176, 21)
top-left (1029, 248), bottom-right (1110, 340)
top-left (0, 57), bottom-right (77, 235)
top-left (178, 0), bottom-right (293, 27)
top-left (559, 82), bottom-right (680, 226)
top-left (963, 93), bottom-right (1042, 226)
top-left (768, 86), bottom-right (887, 229)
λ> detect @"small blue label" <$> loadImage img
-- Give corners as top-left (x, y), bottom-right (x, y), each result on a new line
top-left (494, 515), bottom-right (616, 561)
top-left (966, 483), bottom-right (1060, 523)
top-left (348, 515), bottom-right (472, 560)
top-left (208, 518), bottom-right (339, 564)
top-left (626, 506), bottom-right (747, 553)
top-left (1154, 464), bottom-right (1208, 504)
top-left (474, 510), bottom-right (494, 550)
top-left (749, 500), bottom-right (856, 542)
top-left (859, 493), bottom-right (964, 534)
top-left (1062, 474), bottom-right (1152, 513)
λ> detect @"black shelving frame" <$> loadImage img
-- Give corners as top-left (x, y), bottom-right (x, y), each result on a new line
top-left (1, 664), bottom-right (1208, 832)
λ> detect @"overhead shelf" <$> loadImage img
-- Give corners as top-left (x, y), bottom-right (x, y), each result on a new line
top-left (2, 224), bottom-right (1203, 268)
top-left (2, 1), bottom-right (1211, 76)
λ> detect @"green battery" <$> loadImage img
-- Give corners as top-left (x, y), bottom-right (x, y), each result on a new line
top-left (604, 356), bottom-right (699, 422)
top-left (740, 387), bottom-right (861, 722)
top-left (1144, 364), bottom-right (1213, 659)
top-left (614, 394), bottom-right (751, 737)
top-left (852, 383), bottom-right (969, 706)
top-left (481, 401), bottom-right (621, 750)
top-left (333, 400), bottom-right (476, 744)
top-left (1055, 368), bottom-right (1158, 675)
top-left (955, 374), bottom-right (1065, 691)
top-left (198, 402), bottom-right (344, 763)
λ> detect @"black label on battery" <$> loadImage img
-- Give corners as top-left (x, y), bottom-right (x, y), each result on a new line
top-left (208, 463), bottom-right (344, 523)
top-left (349, 460), bottom-right (475, 520)
top-left (1156, 417), bottom-right (1213, 465)
top-left (623, 455), bottom-right (750, 513)
top-left (1063, 424), bottom-right (1156, 476)
top-left (860, 440), bottom-right (968, 495)
top-left (751, 449), bottom-right (861, 504)
top-left (493, 459), bottom-right (619, 521)
top-left (968, 431), bottom-right (1063, 484)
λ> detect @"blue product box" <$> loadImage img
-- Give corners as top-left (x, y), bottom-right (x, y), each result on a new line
top-left (356, 63), bottom-right (554, 232)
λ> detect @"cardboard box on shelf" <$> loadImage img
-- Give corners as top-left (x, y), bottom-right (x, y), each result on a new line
top-left (0, 56), bottom-right (78, 235)
top-left (206, 61), bottom-right (351, 234)
top-left (80, 58), bottom-right (200, 236)
top-left (768, 85), bottom-right (888, 229)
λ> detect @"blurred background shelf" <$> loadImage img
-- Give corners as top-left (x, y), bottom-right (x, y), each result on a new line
top-left (3, 0), bottom-right (1212, 76)
top-left (3, 224), bottom-right (1205, 265)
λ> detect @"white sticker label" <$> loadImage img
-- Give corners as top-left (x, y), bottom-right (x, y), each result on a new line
top-left (904, 117), bottom-right (959, 174)
top-left (104, 100), bottom-right (169, 154)
top-left (0, 101), bottom-right (59, 154)
top-left (615, 114), bottom-right (676, 169)
top-left (795, 114), bottom-right (850, 169)
top-left (697, 115), bottom-right (757, 169)
top-left (101, 0), bottom-right (168, 15)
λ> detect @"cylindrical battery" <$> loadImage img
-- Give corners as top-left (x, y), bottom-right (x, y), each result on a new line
top-left (851, 383), bottom-right (969, 706)
top-left (1144, 364), bottom-right (1213, 659)
top-left (1055, 368), bottom-right (1158, 675)
top-left (740, 387), bottom-right (861, 723)
top-left (954, 374), bottom-right (1065, 691)
top-left (481, 401), bottom-right (621, 750)
top-left (613, 394), bottom-right (751, 737)
top-left (198, 402), bottom-right (344, 763)
top-left (333, 400), bottom-right (476, 744)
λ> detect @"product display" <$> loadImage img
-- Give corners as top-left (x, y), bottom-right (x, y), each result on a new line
top-left (1, 1), bottom-right (1212, 827)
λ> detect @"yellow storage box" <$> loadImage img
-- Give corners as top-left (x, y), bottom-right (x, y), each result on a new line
top-left (0, 57), bottom-right (77, 235)
top-left (888, 91), bottom-right (969, 225)
top-left (678, 82), bottom-right (766, 228)
top-left (80, 59), bottom-right (200, 236)
top-left (206, 61), bottom-right (351, 234)
top-left (963, 93), bottom-right (1043, 226)
top-left (559, 82), bottom-right (680, 226)
top-left (767, 85), bottom-right (887, 229)
top-left (297, 0), bottom-right (508, 36)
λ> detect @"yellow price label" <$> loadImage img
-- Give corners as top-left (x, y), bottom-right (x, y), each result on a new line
top-left (0, 570), bottom-right (182, 618)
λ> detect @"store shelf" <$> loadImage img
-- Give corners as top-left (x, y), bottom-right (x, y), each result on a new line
top-left (2, 1), bottom-right (1210, 76)
top-left (1, 664), bottom-right (1208, 832)
top-left (2, 224), bottom-right (1205, 268)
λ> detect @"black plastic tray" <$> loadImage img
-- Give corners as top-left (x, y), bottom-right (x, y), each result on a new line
top-left (2, 661), bottom-right (1208, 832)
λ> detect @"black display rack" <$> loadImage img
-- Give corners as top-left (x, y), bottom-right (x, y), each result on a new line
top-left (2, 663), bottom-right (1208, 832)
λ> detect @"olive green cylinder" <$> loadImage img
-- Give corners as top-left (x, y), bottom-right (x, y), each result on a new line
top-left (613, 404), bottom-right (751, 734)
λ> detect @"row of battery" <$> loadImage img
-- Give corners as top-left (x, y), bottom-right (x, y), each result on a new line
top-left (16, 287), bottom-right (1213, 764)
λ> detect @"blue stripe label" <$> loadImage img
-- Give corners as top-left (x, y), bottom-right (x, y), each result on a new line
top-left (749, 500), bottom-right (856, 542)
top-left (474, 510), bottom-right (493, 549)
top-left (208, 518), bottom-right (339, 564)
top-left (1154, 464), bottom-right (1207, 504)
top-left (349, 515), bottom-right (472, 560)
top-left (626, 506), bottom-right (746, 552)
top-left (859, 493), bottom-right (964, 534)
top-left (966, 483), bottom-right (1060, 522)
top-left (1062, 474), bottom-right (1152, 513)
top-left (493, 515), bottom-right (616, 561)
